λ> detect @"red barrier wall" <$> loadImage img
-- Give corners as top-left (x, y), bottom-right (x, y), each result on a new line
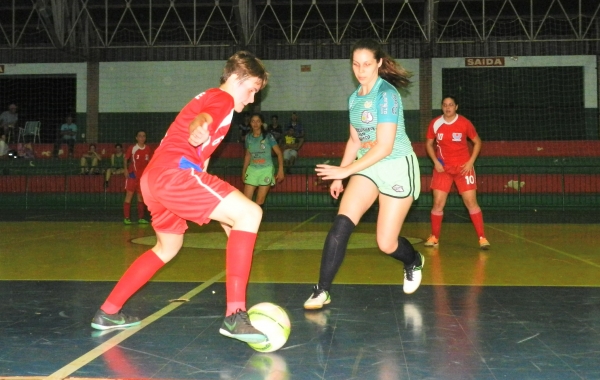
top-left (11, 140), bottom-right (600, 160)
top-left (1, 173), bottom-right (598, 194)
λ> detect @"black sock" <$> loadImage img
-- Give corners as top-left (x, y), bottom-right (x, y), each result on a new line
top-left (388, 237), bottom-right (418, 265)
top-left (318, 214), bottom-right (355, 291)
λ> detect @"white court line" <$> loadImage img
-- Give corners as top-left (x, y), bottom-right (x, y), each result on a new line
top-left (45, 214), bottom-right (321, 380)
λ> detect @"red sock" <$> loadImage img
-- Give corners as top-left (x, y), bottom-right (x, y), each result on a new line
top-left (137, 202), bottom-right (145, 219)
top-left (431, 211), bottom-right (443, 238)
top-left (469, 208), bottom-right (485, 238)
top-left (123, 202), bottom-right (131, 219)
top-left (101, 250), bottom-right (165, 314)
top-left (225, 230), bottom-right (257, 316)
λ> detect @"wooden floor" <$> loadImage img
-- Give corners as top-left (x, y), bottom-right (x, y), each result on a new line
top-left (1, 209), bottom-right (599, 379)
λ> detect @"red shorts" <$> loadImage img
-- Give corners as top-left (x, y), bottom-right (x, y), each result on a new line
top-left (430, 164), bottom-right (477, 194)
top-left (125, 176), bottom-right (140, 193)
top-left (141, 167), bottom-right (237, 234)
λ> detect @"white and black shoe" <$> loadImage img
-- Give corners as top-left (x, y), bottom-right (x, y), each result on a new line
top-left (304, 285), bottom-right (331, 310)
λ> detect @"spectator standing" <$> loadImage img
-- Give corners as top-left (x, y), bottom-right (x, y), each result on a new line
top-left (0, 104), bottom-right (18, 141)
top-left (53, 115), bottom-right (77, 158)
top-left (238, 112), bottom-right (251, 143)
top-left (266, 114), bottom-right (283, 143)
top-left (242, 113), bottom-right (284, 207)
top-left (123, 130), bottom-right (152, 225)
top-left (424, 96), bottom-right (490, 250)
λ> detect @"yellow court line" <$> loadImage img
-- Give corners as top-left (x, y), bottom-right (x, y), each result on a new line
top-left (45, 214), bottom-right (321, 380)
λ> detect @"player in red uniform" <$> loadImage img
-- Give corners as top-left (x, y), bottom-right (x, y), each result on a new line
top-left (123, 130), bottom-right (152, 224)
top-left (91, 51), bottom-right (270, 344)
top-left (424, 96), bottom-right (490, 250)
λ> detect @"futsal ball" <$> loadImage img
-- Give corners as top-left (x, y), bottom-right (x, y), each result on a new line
top-left (247, 302), bottom-right (291, 352)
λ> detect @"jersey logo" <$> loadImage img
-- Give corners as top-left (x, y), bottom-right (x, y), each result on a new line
top-left (452, 133), bottom-right (462, 141)
top-left (364, 100), bottom-right (373, 108)
top-left (361, 110), bottom-right (374, 124)
top-left (437, 133), bottom-right (444, 141)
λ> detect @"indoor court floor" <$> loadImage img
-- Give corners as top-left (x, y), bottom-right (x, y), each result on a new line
top-left (0, 209), bottom-right (599, 380)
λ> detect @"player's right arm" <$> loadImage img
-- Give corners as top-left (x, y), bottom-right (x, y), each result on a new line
top-left (340, 125), bottom-right (362, 168)
top-left (123, 147), bottom-right (130, 178)
top-left (188, 112), bottom-right (213, 147)
top-left (426, 138), bottom-right (444, 172)
top-left (242, 149), bottom-right (251, 182)
top-left (321, 125), bottom-right (361, 199)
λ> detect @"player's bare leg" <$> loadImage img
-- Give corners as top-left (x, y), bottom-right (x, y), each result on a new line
top-left (378, 194), bottom-right (424, 294)
top-left (254, 185), bottom-right (271, 207)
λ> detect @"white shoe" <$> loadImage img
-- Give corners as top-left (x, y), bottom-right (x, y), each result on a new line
top-left (304, 285), bottom-right (331, 310)
top-left (403, 253), bottom-right (424, 294)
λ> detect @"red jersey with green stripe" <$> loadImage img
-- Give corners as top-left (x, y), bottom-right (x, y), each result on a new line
top-left (147, 88), bottom-right (234, 172)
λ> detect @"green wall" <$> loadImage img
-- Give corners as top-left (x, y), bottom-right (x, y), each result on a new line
top-left (93, 110), bottom-right (423, 144)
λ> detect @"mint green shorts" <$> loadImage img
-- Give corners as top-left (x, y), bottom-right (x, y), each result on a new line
top-left (244, 165), bottom-right (275, 187)
top-left (354, 152), bottom-right (420, 199)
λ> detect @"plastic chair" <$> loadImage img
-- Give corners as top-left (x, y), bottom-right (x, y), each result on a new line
top-left (17, 121), bottom-right (41, 144)
top-left (6, 125), bottom-right (15, 143)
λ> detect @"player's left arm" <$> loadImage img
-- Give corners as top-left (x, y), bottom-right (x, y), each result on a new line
top-left (272, 144), bottom-right (285, 182)
top-left (462, 135), bottom-right (482, 175)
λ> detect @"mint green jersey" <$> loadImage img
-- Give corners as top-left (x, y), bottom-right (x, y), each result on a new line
top-left (348, 77), bottom-right (414, 161)
top-left (245, 132), bottom-right (277, 168)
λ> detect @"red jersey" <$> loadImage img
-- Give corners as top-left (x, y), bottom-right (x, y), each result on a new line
top-left (426, 114), bottom-right (478, 166)
top-left (125, 144), bottom-right (152, 178)
top-left (146, 88), bottom-right (234, 172)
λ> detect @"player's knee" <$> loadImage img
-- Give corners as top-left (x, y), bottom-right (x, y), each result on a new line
top-left (377, 238), bottom-right (397, 254)
top-left (238, 200), bottom-right (263, 223)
